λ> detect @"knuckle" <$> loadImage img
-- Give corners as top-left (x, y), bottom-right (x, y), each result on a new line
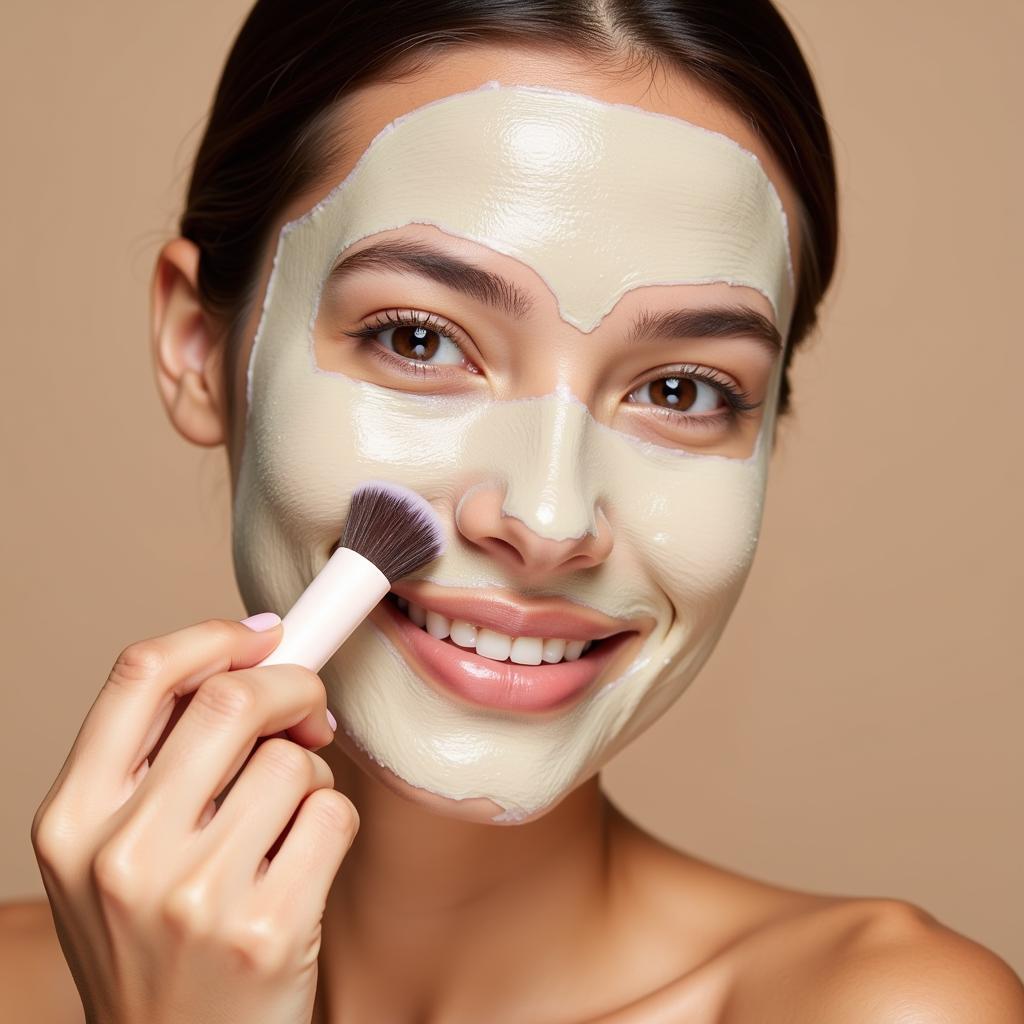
top-left (198, 617), bottom-right (240, 648)
top-left (193, 673), bottom-right (256, 724)
top-left (30, 806), bottom-right (71, 872)
top-left (296, 664), bottom-right (325, 691)
top-left (91, 842), bottom-right (141, 907)
top-left (276, 663), bottom-right (324, 701)
top-left (256, 739), bottom-right (314, 784)
top-left (306, 789), bottom-right (359, 837)
top-left (108, 640), bottom-right (167, 689)
top-left (161, 879), bottom-right (216, 939)
top-left (222, 915), bottom-right (290, 975)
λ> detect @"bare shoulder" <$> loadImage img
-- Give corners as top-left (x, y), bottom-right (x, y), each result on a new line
top-left (585, 811), bottom-right (1024, 1023)
top-left (0, 899), bottom-right (84, 1024)
top-left (723, 895), bottom-right (1024, 1024)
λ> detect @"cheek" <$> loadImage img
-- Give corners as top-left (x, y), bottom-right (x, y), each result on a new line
top-left (242, 373), bottom-right (470, 551)
top-left (246, 397), bottom-right (360, 551)
top-left (613, 454), bottom-right (766, 620)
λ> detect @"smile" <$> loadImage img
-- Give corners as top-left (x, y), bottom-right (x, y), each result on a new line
top-left (369, 587), bottom-right (651, 713)
top-left (394, 595), bottom-right (594, 665)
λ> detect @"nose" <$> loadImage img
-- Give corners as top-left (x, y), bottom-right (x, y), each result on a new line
top-left (455, 391), bottom-right (614, 577)
top-left (456, 484), bottom-right (614, 576)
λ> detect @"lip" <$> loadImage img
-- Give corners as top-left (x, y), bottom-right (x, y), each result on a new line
top-left (370, 592), bottom-right (648, 713)
top-left (389, 581), bottom-right (638, 641)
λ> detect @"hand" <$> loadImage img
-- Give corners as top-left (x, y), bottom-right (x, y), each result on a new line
top-left (30, 616), bottom-right (358, 1024)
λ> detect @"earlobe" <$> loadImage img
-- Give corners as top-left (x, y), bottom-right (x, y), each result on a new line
top-left (151, 237), bottom-right (228, 447)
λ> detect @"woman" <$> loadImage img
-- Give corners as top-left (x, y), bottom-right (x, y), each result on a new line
top-left (11, 1), bottom-right (1024, 1021)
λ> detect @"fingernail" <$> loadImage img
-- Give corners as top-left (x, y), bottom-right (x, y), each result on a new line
top-left (326, 708), bottom-right (338, 731)
top-left (240, 612), bottom-right (282, 632)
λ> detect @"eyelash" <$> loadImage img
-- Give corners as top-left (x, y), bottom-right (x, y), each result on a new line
top-left (343, 310), bottom-right (761, 422)
top-left (343, 309), bottom-right (472, 375)
top-left (632, 365), bottom-right (761, 424)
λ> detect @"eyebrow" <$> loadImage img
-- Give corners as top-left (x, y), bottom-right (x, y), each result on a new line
top-left (623, 305), bottom-right (782, 355)
top-left (327, 239), bottom-right (534, 319)
top-left (327, 239), bottom-right (782, 354)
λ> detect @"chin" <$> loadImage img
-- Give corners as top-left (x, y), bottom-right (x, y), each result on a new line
top-left (328, 725), bottom-right (580, 826)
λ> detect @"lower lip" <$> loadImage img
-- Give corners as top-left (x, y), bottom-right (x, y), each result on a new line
top-left (373, 598), bottom-right (633, 713)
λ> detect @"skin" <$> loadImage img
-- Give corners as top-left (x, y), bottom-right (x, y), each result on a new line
top-left (234, 71), bottom-right (795, 824)
top-left (10, 41), bottom-right (1024, 1024)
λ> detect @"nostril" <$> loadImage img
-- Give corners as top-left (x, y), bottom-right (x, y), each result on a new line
top-left (487, 536), bottom-right (527, 567)
top-left (455, 484), bottom-right (613, 575)
top-left (563, 553), bottom-right (596, 571)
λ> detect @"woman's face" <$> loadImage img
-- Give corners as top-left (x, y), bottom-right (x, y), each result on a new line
top-left (226, 45), bottom-right (802, 824)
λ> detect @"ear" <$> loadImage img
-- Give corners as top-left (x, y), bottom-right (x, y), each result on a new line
top-left (151, 237), bottom-right (228, 447)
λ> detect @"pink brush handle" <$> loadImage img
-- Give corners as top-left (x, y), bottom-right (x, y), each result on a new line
top-left (256, 547), bottom-right (390, 672)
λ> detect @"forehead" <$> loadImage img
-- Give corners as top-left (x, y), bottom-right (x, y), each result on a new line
top-left (279, 46), bottom-right (803, 265)
top-left (277, 85), bottom-right (793, 334)
top-left (335, 43), bottom-right (801, 225)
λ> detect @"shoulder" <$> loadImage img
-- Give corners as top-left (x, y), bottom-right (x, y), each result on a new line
top-left (0, 899), bottom-right (84, 1023)
top-left (728, 897), bottom-right (1024, 1024)
top-left (596, 815), bottom-right (1024, 1024)
top-left (813, 899), bottom-right (1024, 1023)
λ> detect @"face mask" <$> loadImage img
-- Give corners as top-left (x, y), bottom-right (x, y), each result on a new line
top-left (234, 82), bottom-right (794, 822)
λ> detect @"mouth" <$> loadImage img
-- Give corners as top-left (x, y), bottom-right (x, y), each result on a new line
top-left (369, 590), bottom-right (646, 713)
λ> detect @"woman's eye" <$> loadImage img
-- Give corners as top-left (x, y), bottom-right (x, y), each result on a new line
top-left (629, 375), bottom-right (722, 415)
top-left (376, 323), bottom-right (464, 365)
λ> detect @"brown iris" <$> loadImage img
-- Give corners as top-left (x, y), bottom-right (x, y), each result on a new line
top-left (648, 376), bottom-right (697, 410)
top-left (392, 324), bottom-right (441, 360)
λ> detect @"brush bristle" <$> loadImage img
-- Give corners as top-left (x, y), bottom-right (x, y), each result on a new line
top-left (339, 481), bottom-right (445, 583)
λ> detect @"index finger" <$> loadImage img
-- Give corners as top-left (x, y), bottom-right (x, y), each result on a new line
top-left (62, 617), bottom-right (284, 805)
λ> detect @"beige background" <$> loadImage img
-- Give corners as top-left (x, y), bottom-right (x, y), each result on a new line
top-left (2, 0), bottom-right (1021, 977)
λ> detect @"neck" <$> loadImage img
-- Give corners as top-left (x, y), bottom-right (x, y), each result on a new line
top-left (316, 743), bottom-right (616, 1021)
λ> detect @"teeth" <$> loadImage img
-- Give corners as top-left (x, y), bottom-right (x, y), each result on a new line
top-left (563, 640), bottom-right (586, 662)
top-left (399, 600), bottom-right (597, 666)
top-left (541, 638), bottom-right (566, 663)
top-left (425, 610), bottom-right (450, 640)
top-left (509, 636), bottom-right (543, 666)
top-left (476, 629), bottom-right (512, 661)
top-left (449, 619), bottom-right (478, 647)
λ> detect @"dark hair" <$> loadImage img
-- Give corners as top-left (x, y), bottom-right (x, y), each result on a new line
top-left (181, 0), bottom-right (838, 419)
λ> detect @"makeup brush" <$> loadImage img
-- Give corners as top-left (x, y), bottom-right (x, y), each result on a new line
top-left (256, 481), bottom-right (444, 672)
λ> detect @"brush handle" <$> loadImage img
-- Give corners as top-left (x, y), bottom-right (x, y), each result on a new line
top-left (255, 547), bottom-right (390, 672)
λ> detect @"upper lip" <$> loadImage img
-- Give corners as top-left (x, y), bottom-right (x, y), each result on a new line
top-left (388, 582), bottom-right (651, 642)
